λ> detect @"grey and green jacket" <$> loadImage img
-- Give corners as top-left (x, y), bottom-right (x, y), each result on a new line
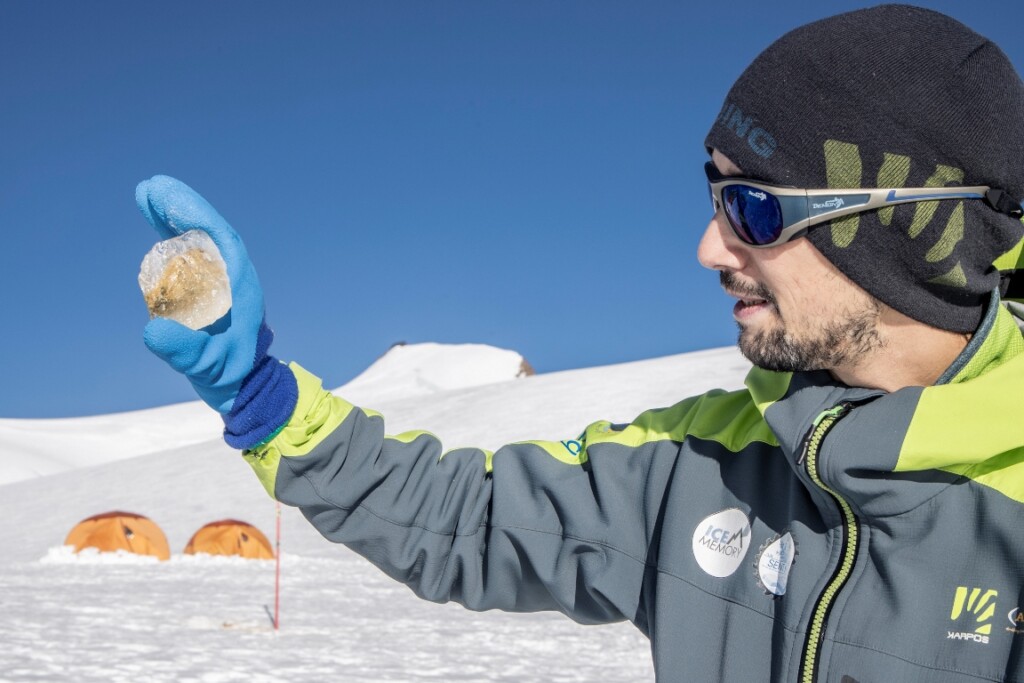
top-left (243, 296), bottom-right (1024, 682)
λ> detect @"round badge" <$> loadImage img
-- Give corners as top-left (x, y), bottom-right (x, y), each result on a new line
top-left (756, 532), bottom-right (795, 596)
top-left (691, 508), bottom-right (752, 578)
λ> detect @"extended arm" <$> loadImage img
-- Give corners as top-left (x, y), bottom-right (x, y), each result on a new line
top-left (245, 363), bottom-right (664, 624)
top-left (136, 176), bottom-right (669, 627)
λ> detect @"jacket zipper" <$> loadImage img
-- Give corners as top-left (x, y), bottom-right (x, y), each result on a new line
top-left (797, 403), bottom-right (858, 683)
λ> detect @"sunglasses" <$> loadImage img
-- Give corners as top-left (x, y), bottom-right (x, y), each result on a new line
top-left (705, 161), bottom-right (1021, 248)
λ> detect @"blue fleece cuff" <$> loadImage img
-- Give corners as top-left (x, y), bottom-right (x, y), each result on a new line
top-left (222, 322), bottom-right (299, 450)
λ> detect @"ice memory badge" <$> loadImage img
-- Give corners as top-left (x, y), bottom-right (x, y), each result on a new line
top-left (692, 508), bottom-right (752, 578)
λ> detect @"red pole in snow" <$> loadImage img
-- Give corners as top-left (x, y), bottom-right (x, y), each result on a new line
top-left (274, 501), bottom-right (282, 630)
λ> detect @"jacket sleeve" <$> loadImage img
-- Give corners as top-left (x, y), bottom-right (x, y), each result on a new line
top-left (243, 362), bottom-right (681, 627)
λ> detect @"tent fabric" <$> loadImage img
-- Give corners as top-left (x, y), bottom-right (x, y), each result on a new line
top-left (64, 511), bottom-right (170, 561)
top-left (184, 519), bottom-right (274, 559)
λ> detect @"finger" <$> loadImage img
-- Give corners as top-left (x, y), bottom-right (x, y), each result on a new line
top-left (135, 176), bottom-right (250, 273)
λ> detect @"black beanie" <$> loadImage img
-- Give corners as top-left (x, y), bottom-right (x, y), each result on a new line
top-left (704, 4), bottom-right (1024, 333)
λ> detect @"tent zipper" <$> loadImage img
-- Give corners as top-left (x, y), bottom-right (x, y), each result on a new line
top-left (797, 402), bottom-right (857, 683)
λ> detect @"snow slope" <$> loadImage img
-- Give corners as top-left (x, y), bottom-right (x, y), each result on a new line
top-left (0, 342), bottom-right (532, 487)
top-left (338, 341), bottom-right (533, 405)
top-left (0, 343), bottom-right (751, 682)
top-left (0, 402), bottom-right (221, 485)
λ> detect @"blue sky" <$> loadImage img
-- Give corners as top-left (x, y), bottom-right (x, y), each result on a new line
top-left (2, 1), bottom-right (1021, 418)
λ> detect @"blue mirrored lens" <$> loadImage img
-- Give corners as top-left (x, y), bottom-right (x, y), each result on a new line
top-left (721, 184), bottom-right (784, 245)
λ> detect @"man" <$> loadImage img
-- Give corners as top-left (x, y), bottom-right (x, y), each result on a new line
top-left (137, 6), bottom-right (1024, 681)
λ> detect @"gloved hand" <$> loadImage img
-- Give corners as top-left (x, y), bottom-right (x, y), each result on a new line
top-left (137, 176), bottom-right (296, 448)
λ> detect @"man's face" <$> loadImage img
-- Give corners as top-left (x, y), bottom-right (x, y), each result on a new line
top-left (698, 150), bottom-right (885, 373)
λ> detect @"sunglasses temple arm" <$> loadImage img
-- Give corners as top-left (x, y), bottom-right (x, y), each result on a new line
top-left (802, 187), bottom-right (991, 227)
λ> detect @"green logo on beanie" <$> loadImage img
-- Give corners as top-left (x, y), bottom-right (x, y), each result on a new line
top-left (823, 140), bottom-right (968, 288)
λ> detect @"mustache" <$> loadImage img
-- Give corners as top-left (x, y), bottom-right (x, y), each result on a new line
top-left (720, 271), bottom-right (775, 304)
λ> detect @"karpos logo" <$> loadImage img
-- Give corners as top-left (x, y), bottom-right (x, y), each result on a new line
top-left (692, 508), bottom-right (751, 578)
top-left (948, 586), bottom-right (998, 645)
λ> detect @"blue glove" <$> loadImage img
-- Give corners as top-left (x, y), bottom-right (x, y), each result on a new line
top-left (137, 176), bottom-right (296, 448)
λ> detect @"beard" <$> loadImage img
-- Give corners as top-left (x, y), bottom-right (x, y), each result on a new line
top-left (720, 271), bottom-right (884, 373)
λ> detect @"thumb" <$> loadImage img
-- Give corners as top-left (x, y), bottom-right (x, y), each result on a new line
top-left (143, 317), bottom-right (209, 375)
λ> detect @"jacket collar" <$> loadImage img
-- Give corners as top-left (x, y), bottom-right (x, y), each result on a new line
top-left (744, 295), bottom-right (1024, 515)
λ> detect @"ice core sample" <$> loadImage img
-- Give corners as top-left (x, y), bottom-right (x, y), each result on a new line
top-left (138, 230), bottom-right (232, 330)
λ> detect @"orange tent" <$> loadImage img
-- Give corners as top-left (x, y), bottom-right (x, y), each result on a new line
top-left (64, 511), bottom-right (170, 561)
top-left (184, 519), bottom-right (274, 559)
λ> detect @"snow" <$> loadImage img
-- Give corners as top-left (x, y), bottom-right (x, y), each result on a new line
top-left (0, 342), bottom-right (751, 682)
top-left (337, 341), bottom-right (531, 406)
top-left (0, 342), bottom-right (531, 487)
top-left (0, 402), bottom-right (221, 486)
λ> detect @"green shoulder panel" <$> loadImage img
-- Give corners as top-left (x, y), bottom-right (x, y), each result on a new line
top-left (937, 448), bottom-right (1024, 507)
top-left (515, 381), bottom-right (779, 466)
top-left (898, 308), bottom-right (1024, 502)
top-left (245, 364), bottom-right (783, 493)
